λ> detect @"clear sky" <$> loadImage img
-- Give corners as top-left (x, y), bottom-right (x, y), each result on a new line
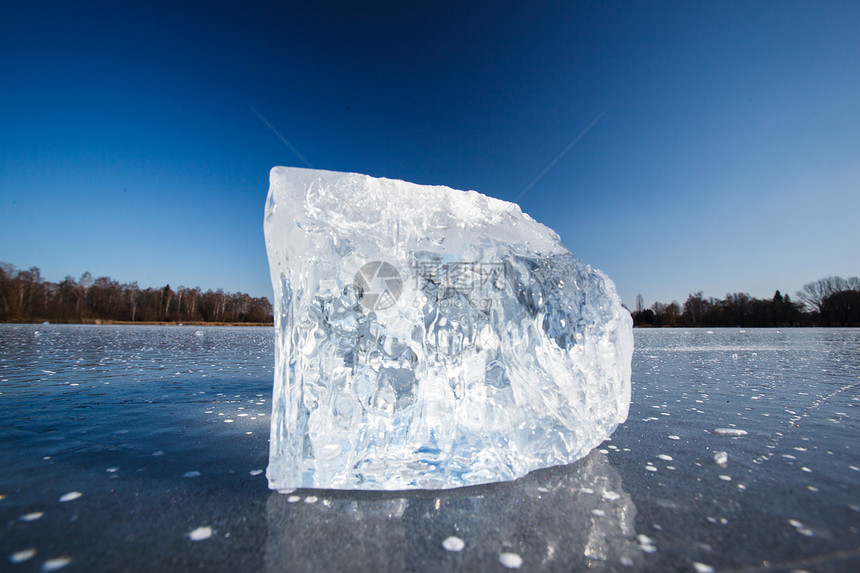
top-left (2, 1), bottom-right (858, 309)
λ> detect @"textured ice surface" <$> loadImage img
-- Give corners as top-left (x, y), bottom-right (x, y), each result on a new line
top-left (264, 167), bottom-right (632, 490)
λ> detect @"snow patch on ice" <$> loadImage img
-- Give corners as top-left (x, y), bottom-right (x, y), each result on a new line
top-left (442, 536), bottom-right (465, 552)
top-left (714, 428), bottom-right (747, 436)
top-left (189, 526), bottom-right (212, 541)
top-left (499, 552), bottom-right (523, 569)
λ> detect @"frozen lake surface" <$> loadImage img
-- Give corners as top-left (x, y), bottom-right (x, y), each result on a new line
top-left (1, 325), bottom-right (858, 571)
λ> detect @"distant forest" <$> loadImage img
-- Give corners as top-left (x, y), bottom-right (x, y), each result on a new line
top-left (0, 263), bottom-right (273, 324)
top-left (632, 276), bottom-right (860, 328)
top-left (3, 262), bottom-right (857, 328)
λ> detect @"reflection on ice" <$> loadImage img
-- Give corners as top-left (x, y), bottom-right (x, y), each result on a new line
top-left (266, 449), bottom-right (639, 571)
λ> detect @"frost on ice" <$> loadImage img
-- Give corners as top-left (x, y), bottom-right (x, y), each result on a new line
top-left (264, 167), bottom-right (633, 490)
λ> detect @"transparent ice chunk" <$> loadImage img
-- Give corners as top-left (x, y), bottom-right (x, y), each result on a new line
top-left (264, 167), bottom-right (632, 490)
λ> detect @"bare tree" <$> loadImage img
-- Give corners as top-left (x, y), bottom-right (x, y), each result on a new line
top-left (176, 286), bottom-right (185, 321)
top-left (188, 287), bottom-right (201, 320)
top-left (124, 282), bottom-right (139, 321)
top-left (796, 276), bottom-right (860, 313)
top-left (0, 263), bottom-right (13, 319)
top-left (664, 301), bottom-right (680, 326)
top-left (77, 272), bottom-right (93, 319)
top-left (161, 285), bottom-right (174, 319)
top-left (683, 291), bottom-right (708, 326)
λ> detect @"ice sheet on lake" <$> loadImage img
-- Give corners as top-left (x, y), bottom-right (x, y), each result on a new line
top-left (264, 167), bottom-right (633, 490)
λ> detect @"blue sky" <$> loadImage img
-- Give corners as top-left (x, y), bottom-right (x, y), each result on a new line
top-left (1, 1), bottom-right (858, 309)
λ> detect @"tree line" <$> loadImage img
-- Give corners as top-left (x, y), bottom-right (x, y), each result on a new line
top-left (4, 262), bottom-right (856, 328)
top-left (632, 276), bottom-right (860, 328)
top-left (0, 262), bottom-right (273, 324)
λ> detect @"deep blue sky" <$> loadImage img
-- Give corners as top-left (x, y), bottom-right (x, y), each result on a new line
top-left (2, 1), bottom-right (858, 308)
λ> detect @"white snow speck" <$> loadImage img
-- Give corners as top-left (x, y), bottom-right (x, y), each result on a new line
top-left (19, 512), bottom-right (43, 522)
top-left (693, 562), bottom-right (715, 573)
top-left (41, 556), bottom-right (72, 571)
top-left (636, 534), bottom-right (657, 553)
top-left (304, 496), bottom-right (318, 503)
top-left (189, 526), bottom-right (212, 541)
top-left (105, 467), bottom-right (118, 473)
top-left (286, 495), bottom-right (301, 503)
top-left (668, 435), bottom-right (680, 440)
top-left (592, 509), bottom-right (606, 516)
top-left (224, 419), bottom-right (234, 423)
top-left (183, 471), bottom-right (201, 478)
top-left (499, 552), bottom-right (523, 569)
top-left (714, 428), bottom-right (747, 436)
top-left (657, 454), bottom-right (673, 461)
top-left (152, 451), bottom-right (164, 456)
top-left (442, 536), bottom-right (465, 552)
top-left (645, 465), bottom-right (658, 472)
top-left (10, 549), bottom-right (36, 563)
top-left (714, 451), bottom-right (728, 466)
top-left (788, 519), bottom-right (814, 537)
top-left (718, 475), bottom-right (732, 481)
top-left (250, 469), bottom-right (263, 476)
top-left (602, 490), bottom-right (621, 501)
top-left (58, 492), bottom-right (81, 502)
